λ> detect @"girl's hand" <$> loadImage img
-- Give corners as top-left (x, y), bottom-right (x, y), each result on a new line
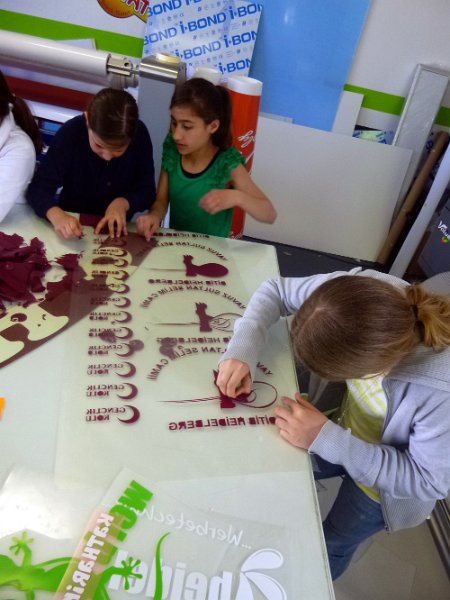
top-left (46, 207), bottom-right (83, 240)
top-left (275, 394), bottom-right (327, 449)
top-left (95, 197), bottom-right (129, 238)
top-left (217, 359), bottom-right (252, 398)
top-left (199, 189), bottom-right (234, 214)
top-left (136, 212), bottom-right (161, 241)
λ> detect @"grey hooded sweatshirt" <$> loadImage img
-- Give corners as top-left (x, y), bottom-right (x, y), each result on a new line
top-left (220, 268), bottom-right (450, 532)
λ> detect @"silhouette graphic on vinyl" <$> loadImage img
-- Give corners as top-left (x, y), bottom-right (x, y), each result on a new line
top-left (163, 370), bottom-right (278, 410)
top-left (146, 302), bottom-right (241, 333)
top-left (148, 254), bottom-right (228, 278)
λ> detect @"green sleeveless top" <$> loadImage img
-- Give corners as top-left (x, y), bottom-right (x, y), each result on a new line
top-left (162, 133), bottom-right (245, 237)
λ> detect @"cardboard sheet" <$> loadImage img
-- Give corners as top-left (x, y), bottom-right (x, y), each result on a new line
top-left (244, 116), bottom-right (412, 261)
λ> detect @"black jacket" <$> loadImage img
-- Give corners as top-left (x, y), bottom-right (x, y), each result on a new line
top-left (27, 114), bottom-right (156, 218)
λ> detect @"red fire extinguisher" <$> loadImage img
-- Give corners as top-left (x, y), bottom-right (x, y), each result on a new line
top-left (227, 75), bottom-right (263, 239)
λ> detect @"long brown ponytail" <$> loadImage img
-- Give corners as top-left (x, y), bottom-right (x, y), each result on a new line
top-left (0, 71), bottom-right (42, 154)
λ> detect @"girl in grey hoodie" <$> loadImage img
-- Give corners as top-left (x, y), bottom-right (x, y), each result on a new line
top-left (217, 268), bottom-right (450, 580)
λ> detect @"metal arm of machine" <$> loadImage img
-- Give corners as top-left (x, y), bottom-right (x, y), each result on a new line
top-left (0, 30), bottom-right (139, 89)
top-left (0, 30), bottom-right (186, 181)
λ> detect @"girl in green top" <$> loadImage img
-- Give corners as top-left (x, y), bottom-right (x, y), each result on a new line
top-left (137, 77), bottom-right (276, 239)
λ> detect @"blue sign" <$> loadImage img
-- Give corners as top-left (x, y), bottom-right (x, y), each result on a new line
top-left (249, 0), bottom-right (372, 130)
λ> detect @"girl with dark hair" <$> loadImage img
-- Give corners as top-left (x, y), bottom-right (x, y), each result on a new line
top-left (27, 88), bottom-right (155, 239)
top-left (217, 269), bottom-right (450, 580)
top-left (137, 77), bottom-right (276, 239)
top-left (0, 70), bottom-right (42, 222)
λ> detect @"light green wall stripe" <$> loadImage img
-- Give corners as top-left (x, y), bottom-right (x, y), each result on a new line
top-left (435, 106), bottom-right (450, 128)
top-left (344, 83), bottom-right (450, 128)
top-left (0, 9), bottom-right (144, 58)
top-left (343, 84), bottom-right (405, 115)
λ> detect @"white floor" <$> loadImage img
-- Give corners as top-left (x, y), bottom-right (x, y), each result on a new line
top-left (316, 478), bottom-right (450, 600)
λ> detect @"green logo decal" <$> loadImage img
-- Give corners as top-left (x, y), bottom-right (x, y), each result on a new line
top-left (0, 531), bottom-right (142, 599)
top-left (0, 530), bottom-right (171, 600)
top-left (0, 479), bottom-right (161, 600)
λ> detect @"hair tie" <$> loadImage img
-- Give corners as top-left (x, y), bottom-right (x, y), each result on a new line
top-left (411, 303), bottom-right (425, 343)
top-left (411, 303), bottom-right (422, 324)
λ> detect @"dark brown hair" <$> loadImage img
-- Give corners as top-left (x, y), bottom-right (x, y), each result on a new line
top-left (290, 276), bottom-right (450, 380)
top-left (0, 71), bottom-right (42, 154)
top-left (170, 77), bottom-right (232, 150)
top-left (86, 88), bottom-right (138, 145)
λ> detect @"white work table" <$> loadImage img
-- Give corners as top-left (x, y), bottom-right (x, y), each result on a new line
top-left (0, 206), bottom-right (333, 599)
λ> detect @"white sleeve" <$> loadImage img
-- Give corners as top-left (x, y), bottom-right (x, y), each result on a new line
top-left (0, 130), bottom-right (36, 222)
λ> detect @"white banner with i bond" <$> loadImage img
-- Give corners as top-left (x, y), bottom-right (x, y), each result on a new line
top-left (142, 0), bottom-right (262, 81)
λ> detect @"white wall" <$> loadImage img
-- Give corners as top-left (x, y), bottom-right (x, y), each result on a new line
top-left (0, 0), bottom-right (146, 39)
top-left (348, 0), bottom-right (450, 130)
